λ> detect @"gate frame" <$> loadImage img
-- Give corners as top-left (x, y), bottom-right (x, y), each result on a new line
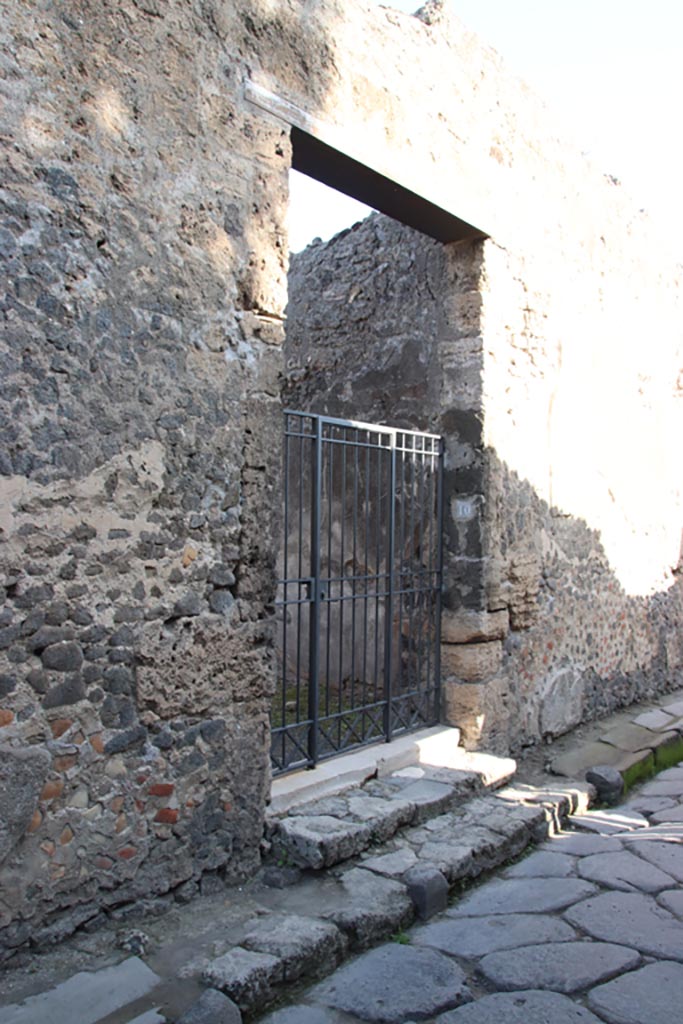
top-left (271, 410), bottom-right (444, 775)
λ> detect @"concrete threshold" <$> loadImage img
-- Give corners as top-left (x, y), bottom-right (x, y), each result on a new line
top-left (269, 726), bottom-right (517, 815)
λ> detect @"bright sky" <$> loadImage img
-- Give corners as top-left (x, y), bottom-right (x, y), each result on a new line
top-left (288, 0), bottom-right (683, 255)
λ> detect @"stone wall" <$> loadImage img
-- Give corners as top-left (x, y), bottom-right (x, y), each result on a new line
top-left (1, 0), bottom-right (683, 955)
top-left (0, 0), bottom-right (314, 957)
top-left (287, 210), bottom-right (683, 756)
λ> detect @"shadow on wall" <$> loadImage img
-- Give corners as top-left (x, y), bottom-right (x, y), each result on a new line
top-left (283, 211), bottom-right (683, 757)
top-left (442, 454), bottom-right (683, 756)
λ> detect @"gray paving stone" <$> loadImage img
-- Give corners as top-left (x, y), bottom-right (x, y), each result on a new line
top-left (448, 877), bottom-right (597, 918)
top-left (622, 835), bottom-right (683, 881)
top-left (124, 1013), bottom-right (165, 1024)
top-left (650, 803), bottom-right (683, 824)
top-left (654, 764), bottom-right (683, 779)
top-left (564, 891), bottom-right (683, 961)
top-left (657, 889), bottom-right (683, 917)
top-left (259, 1007), bottom-right (349, 1024)
top-left (504, 851), bottom-right (576, 878)
top-left (636, 779), bottom-right (683, 797)
top-left (478, 941), bottom-right (640, 993)
top-left (621, 794), bottom-right (677, 816)
top-left (242, 913), bottom-right (345, 982)
top-left (432, 990), bottom-right (604, 1023)
top-left (660, 700), bottom-right (683, 717)
top-left (202, 947), bottom-right (281, 1010)
top-left (412, 913), bottom-right (577, 959)
top-left (577, 849), bottom-right (676, 893)
top-left (587, 960), bottom-right (683, 1024)
top-left (321, 868), bottom-right (413, 949)
top-left (541, 832), bottom-right (623, 856)
top-left (0, 957), bottom-right (160, 1024)
top-left (310, 943), bottom-right (471, 1023)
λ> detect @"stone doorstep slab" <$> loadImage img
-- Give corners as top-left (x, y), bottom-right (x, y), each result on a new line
top-left (268, 727), bottom-right (516, 817)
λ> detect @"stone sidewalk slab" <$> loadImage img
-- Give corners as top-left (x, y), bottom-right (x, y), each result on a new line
top-left (587, 960), bottom-right (683, 1024)
top-left (310, 944), bottom-right (471, 1023)
top-left (0, 957), bottom-right (160, 1024)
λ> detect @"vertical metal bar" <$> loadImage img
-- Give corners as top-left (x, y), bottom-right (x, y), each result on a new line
top-left (351, 431), bottom-right (359, 718)
top-left (373, 438), bottom-right (382, 706)
top-left (325, 428), bottom-right (333, 721)
top-left (308, 415), bottom-right (323, 766)
top-left (434, 435), bottom-right (444, 722)
top-left (362, 433), bottom-right (370, 723)
top-left (384, 430), bottom-right (397, 743)
top-left (338, 429), bottom-right (347, 751)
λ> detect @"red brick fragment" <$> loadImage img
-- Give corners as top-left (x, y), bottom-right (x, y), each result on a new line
top-left (0, 710), bottom-right (14, 727)
top-left (149, 782), bottom-right (175, 797)
top-left (41, 779), bottom-right (64, 801)
top-left (154, 808), bottom-right (179, 824)
top-left (50, 718), bottom-right (72, 738)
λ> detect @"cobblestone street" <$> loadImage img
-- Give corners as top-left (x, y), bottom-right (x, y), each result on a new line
top-left (257, 765), bottom-right (683, 1023)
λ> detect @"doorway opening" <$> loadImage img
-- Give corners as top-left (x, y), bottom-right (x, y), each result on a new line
top-left (271, 128), bottom-right (483, 774)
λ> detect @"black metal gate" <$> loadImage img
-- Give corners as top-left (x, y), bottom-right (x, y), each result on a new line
top-left (271, 411), bottom-right (444, 775)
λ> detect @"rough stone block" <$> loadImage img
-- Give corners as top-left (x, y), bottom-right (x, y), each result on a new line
top-left (441, 609), bottom-right (509, 644)
top-left (201, 948), bottom-right (281, 1011)
top-left (322, 868), bottom-right (413, 950)
top-left (403, 864), bottom-right (449, 920)
top-left (242, 914), bottom-right (346, 982)
top-left (273, 815), bottom-right (372, 869)
top-left (0, 743), bottom-right (51, 863)
top-left (585, 764), bottom-right (624, 806)
top-left (441, 641), bottom-right (502, 682)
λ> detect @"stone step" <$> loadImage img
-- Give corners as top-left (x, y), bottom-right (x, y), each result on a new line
top-left (266, 743), bottom-right (518, 872)
top-left (200, 778), bottom-right (594, 1017)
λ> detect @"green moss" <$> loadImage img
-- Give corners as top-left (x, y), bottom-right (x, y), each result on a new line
top-left (654, 735), bottom-right (683, 770)
top-left (621, 751), bottom-right (655, 792)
